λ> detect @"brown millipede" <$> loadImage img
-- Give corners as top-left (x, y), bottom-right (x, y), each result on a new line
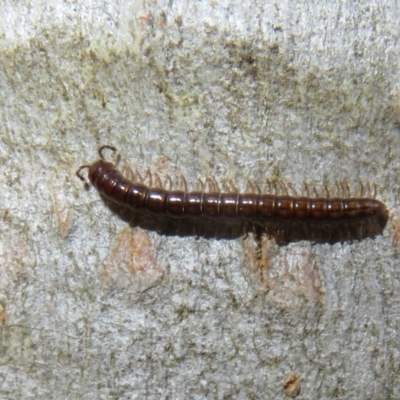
top-left (76, 145), bottom-right (388, 243)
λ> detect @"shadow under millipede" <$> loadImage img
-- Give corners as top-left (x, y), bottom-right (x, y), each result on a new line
top-left (102, 195), bottom-right (387, 245)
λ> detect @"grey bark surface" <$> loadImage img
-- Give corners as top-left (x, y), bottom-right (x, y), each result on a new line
top-left (1, 1), bottom-right (400, 399)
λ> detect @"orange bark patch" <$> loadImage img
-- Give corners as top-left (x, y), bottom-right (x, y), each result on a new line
top-left (0, 303), bottom-right (8, 328)
top-left (1, 231), bottom-right (36, 293)
top-left (390, 207), bottom-right (400, 246)
top-left (52, 174), bottom-right (73, 240)
top-left (242, 235), bottom-right (323, 308)
top-left (103, 229), bottom-right (163, 286)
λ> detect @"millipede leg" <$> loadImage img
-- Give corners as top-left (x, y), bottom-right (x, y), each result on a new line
top-left (287, 182), bottom-right (298, 197)
top-left (154, 173), bottom-right (162, 188)
top-left (323, 183), bottom-right (330, 198)
top-left (180, 174), bottom-right (188, 192)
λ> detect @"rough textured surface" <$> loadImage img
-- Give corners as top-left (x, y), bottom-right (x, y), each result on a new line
top-left (1, 1), bottom-right (400, 399)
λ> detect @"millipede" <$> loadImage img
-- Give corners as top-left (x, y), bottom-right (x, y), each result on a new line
top-left (76, 145), bottom-right (388, 244)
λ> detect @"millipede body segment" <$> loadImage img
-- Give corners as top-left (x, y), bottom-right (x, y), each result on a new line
top-left (76, 146), bottom-right (388, 226)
